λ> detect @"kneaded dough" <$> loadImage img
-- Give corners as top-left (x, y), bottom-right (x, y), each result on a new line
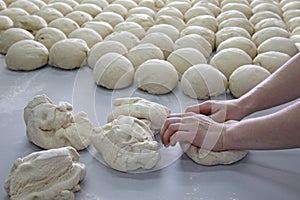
top-left (184, 6), bottom-right (214, 22)
top-left (125, 13), bottom-right (155, 31)
top-left (104, 31), bottom-right (140, 50)
top-left (221, 3), bottom-right (252, 18)
top-left (146, 24), bottom-right (180, 42)
top-left (215, 26), bottom-right (251, 47)
top-left (166, 1), bottom-right (191, 14)
top-left (42, 2), bottom-right (73, 15)
top-left (181, 64), bottom-right (228, 99)
top-left (48, 0), bottom-right (79, 7)
top-left (107, 97), bottom-right (170, 131)
top-left (155, 15), bottom-right (186, 31)
top-left (254, 18), bottom-right (287, 32)
top-left (251, 27), bottom-right (290, 47)
top-left (187, 15), bottom-right (218, 33)
top-left (249, 11), bottom-right (281, 26)
top-left (135, 59), bottom-right (178, 94)
top-left (218, 18), bottom-right (254, 35)
top-left (34, 7), bottom-right (64, 24)
top-left (92, 115), bottom-right (160, 172)
top-left (156, 6), bottom-right (183, 19)
top-left (252, 3), bottom-right (282, 16)
top-left (257, 37), bottom-right (298, 57)
top-left (94, 11), bottom-right (124, 27)
top-left (48, 17), bottom-right (80, 36)
top-left (102, 3), bottom-right (128, 17)
top-left (35, 27), bottom-right (66, 50)
top-left (229, 64), bottom-right (271, 98)
top-left (93, 52), bottom-right (134, 89)
top-left (0, 8), bottom-right (29, 24)
top-left (113, 0), bottom-right (138, 10)
top-left (81, 0), bottom-right (108, 9)
top-left (193, 1), bottom-right (220, 16)
top-left (286, 16), bottom-right (300, 32)
top-left (49, 38), bottom-right (89, 70)
top-left (68, 28), bottom-right (102, 48)
top-left (4, 147), bottom-right (86, 200)
top-left (139, 0), bottom-right (164, 11)
top-left (65, 10), bottom-right (93, 27)
top-left (6, 40), bottom-right (48, 71)
top-left (0, 16), bottom-right (14, 33)
top-left (217, 10), bottom-right (247, 24)
top-left (114, 22), bottom-right (146, 39)
top-left (73, 3), bottom-right (102, 17)
top-left (82, 21), bottom-right (113, 39)
top-left (8, 0), bottom-right (40, 14)
top-left (128, 6), bottom-right (156, 18)
top-left (283, 9), bottom-right (300, 23)
top-left (14, 15), bottom-right (47, 35)
top-left (180, 26), bottom-right (215, 48)
top-left (24, 95), bottom-right (93, 150)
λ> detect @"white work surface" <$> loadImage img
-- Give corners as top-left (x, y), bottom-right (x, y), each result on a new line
top-left (1, 54), bottom-right (300, 200)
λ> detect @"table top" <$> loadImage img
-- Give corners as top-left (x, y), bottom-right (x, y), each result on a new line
top-left (1, 54), bottom-right (300, 200)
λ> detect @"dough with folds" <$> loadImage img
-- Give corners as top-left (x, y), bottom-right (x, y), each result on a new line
top-left (65, 11), bottom-right (93, 27)
top-left (187, 15), bottom-right (218, 33)
top-left (92, 115), bottom-right (161, 172)
top-left (94, 11), bottom-right (124, 27)
top-left (4, 147), bottom-right (86, 200)
top-left (24, 95), bottom-right (93, 150)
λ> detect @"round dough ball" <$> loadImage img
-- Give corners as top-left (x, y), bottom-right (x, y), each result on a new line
top-left (146, 24), bottom-right (180, 42)
top-left (252, 3), bottom-right (282, 16)
top-left (104, 31), bottom-right (139, 50)
top-left (218, 18), bottom-right (254, 35)
top-left (6, 40), bottom-right (48, 71)
top-left (27, 0), bottom-right (46, 8)
top-left (73, 3), bottom-right (101, 18)
top-left (187, 15), bottom-right (218, 33)
top-left (215, 26), bottom-right (251, 47)
top-left (102, 3), bottom-right (128, 18)
top-left (217, 10), bottom-right (247, 24)
top-left (192, 0), bottom-right (219, 6)
top-left (292, 26), bottom-right (300, 35)
top-left (250, 0), bottom-right (279, 9)
top-left (94, 12), bottom-right (124, 27)
top-left (34, 8), bottom-right (64, 24)
top-left (0, 28), bottom-right (34, 54)
top-left (42, 2), bottom-right (73, 15)
top-left (0, 0), bottom-right (6, 10)
top-left (156, 6), bottom-right (183, 19)
top-left (87, 40), bottom-right (128, 69)
top-left (290, 34), bottom-right (300, 43)
top-left (0, 16), bottom-right (14, 32)
top-left (93, 53), bottom-right (134, 89)
top-left (281, 2), bottom-right (300, 12)
top-left (135, 59), bottom-right (178, 94)
top-left (125, 13), bottom-right (154, 30)
top-left (81, 0), bottom-right (107, 8)
top-left (280, 0), bottom-right (296, 8)
top-left (68, 28), bottom-right (102, 48)
top-left (286, 17), bottom-right (300, 32)
top-left (113, 0), bottom-right (138, 10)
top-left (283, 9), bottom-right (300, 23)
top-left (8, 0), bottom-right (40, 14)
top-left (49, 38), bottom-right (89, 69)
top-left (253, 51), bottom-right (291, 73)
top-left (155, 15), bottom-right (186, 31)
top-left (82, 21), bottom-right (113, 39)
top-left (166, 1), bottom-right (191, 14)
top-left (184, 6), bottom-right (213, 22)
top-left (249, 11), bottom-right (281, 26)
top-left (48, 17), bottom-right (79, 36)
top-left (114, 21), bottom-right (146, 39)
top-left (65, 10), bottom-right (93, 27)
top-left (139, 0), bottom-right (164, 11)
top-left (251, 27), bottom-right (290, 46)
top-left (220, 0), bottom-right (249, 7)
top-left (257, 37), bottom-right (298, 57)
top-left (127, 6), bottom-right (156, 18)
top-left (167, 48), bottom-right (207, 77)
top-left (193, 1), bottom-right (220, 16)
top-left (210, 48), bottom-right (252, 79)
top-left (229, 64), bottom-right (271, 98)
top-left (181, 26), bottom-right (215, 48)
top-left (34, 27), bottom-right (67, 50)
top-left (0, 8), bottom-right (29, 24)
top-left (217, 36), bottom-right (256, 59)
top-left (254, 18), bottom-right (287, 32)
top-left (221, 3), bottom-right (252, 19)
top-left (48, 0), bottom-right (78, 7)
top-left (126, 43), bottom-right (164, 69)
top-left (14, 15), bottom-right (47, 35)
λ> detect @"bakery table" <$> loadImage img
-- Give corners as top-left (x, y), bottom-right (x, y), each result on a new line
top-left (1, 54), bottom-right (300, 200)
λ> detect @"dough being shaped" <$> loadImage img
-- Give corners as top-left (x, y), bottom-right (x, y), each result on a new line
top-left (92, 116), bottom-right (160, 172)
top-left (257, 37), bottom-right (298, 57)
top-left (283, 9), bottom-right (300, 23)
top-left (252, 3), bottom-right (282, 16)
top-left (113, 0), bottom-right (138, 10)
top-left (135, 59), bottom-right (179, 94)
top-left (215, 26), bottom-right (251, 47)
top-left (48, 17), bottom-right (79, 36)
top-left (166, 1), bottom-right (191, 14)
top-left (114, 22), bottom-right (146, 39)
top-left (8, 0), bottom-right (40, 14)
top-left (93, 52), bottom-right (134, 89)
top-left (34, 7), bottom-right (64, 24)
top-left (126, 43), bottom-right (164, 69)
top-left (251, 27), bottom-right (290, 46)
top-left (249, 11), bottom-right (281, 26)
top-left (0, 28), bottom-right (34, 55)
top-left (6, 40), bottom-right (48, 71)
top-left (155, 15), bottom-right (186, 31)
top-left (73, 3), bottom-right (102, 18)
top-left (187, 15), bottom-right (218, 33)
top-left (34, 27), bottom-right (66, 50)
top-left (107, 97), bottom-right (170, 131)
top-left (102, 3), bottom-right (128, 18)
top-left (0, 16), bottom-right (13, 33)
top-left (14, 15), bottom-right (47, 35)
top-left (181, 64), bottom-right (228, 99)
top-left (49, 38), bottom-right (89, 70)
top-left (254, 18), bottom-right (287, 32)
top-left (0, 7), bottom-right (29, 24)
top-left (184, 7), bottom-right (214, 22)
top-left (65, 10), bottom-right (93, 27)
top-left (125, 13), bottom-right (155, 31)
top-left (253, 51), bottom-right (291, 73)
top-left (82, 21), bottom-right (113, 39)
top-left (128, 6), bottom-right (156, 18)
top-left (156, 6), bottom-right (183, 19)
top-left (24, 95), bottom-right (93, 150)
top-left (42, 2), bottom-right (73, 15)
top-left (181, 26), bottom-right (215, 48)
top-left (217, 36), bottom-right (256, 59)
top-left (229, 64), bottom-right (271, 98)
top-left (146, 24), bottom-right (180, 42)
top-left (69, 28), bottom-right (102, 48)
top-left (218, 18), bottom-right (254, 35)
top-left (104, 31), bottom-right (140, 50)
top-left (48, 0), bottom-right (78, 7)
top-left (167, 48), bottom-right (207, 77)
top-left (210, 48), bottom-right (252, 79)
top-left (87, 40), bottom-right (128, 69)
top-left (221, 3), bottom-right (252, 19)
top-left (217, 10), bottom-right (247, 24)
top-left (94, 11), bottom-right (124, 27)
top-left (4, 147), bottom-right (86, 200)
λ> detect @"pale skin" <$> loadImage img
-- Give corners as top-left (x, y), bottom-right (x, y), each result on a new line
top-left (160, 53), bottom-right (300, 151)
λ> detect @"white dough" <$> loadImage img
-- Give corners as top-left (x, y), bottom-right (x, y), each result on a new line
top-left (250, 0), bottom-right (279, 9)
top-left (283, 9), bottom-right (300, 23)
top-left (166, 1), bottom-right (191, 14)
top-left (218, 18), bottom-right (254, 35)
top-left (42, 2), bottom-right (73, 15)
top-left (114, 21), bottom-right (146, 39)
top-left (65, 10), bottom-right (93, 27)
top-left (193, 1), bottom-right (220, 16)
top-left (0, 8), bottom-right (29, 24)
top-left (217, 10), bottom-right (247, 24)
top-left (0, 0), bottom-right (6, 10)
top-left (180, 26), bottom-right (215, 48)
top-left (155, 15), bottom-right (186, 31)
top-left (48, 17), bottom-right (79, 36)
top-left (187, 15), bottom-right (218, 33)
top-left (4, 147), bottom-right (86, 200)
top-left (249, 11), bottom-right (281, 26)
top-left (252, 3), bottom-right (282, 16)
top-left (73, 3), bottom-right (101, 18)
top-left (251, 27), bottom-right (290, 46)
top-left (127, 6), bottom-right (156, 18)
top-left (135, 59), bottom-right (179, 94)
top-left (156, 6), bottom-right (183, 19)
top-left (146, 24), bottom-right (180, 42)
top-left (215, 26), bottom-right (251, 47)
top-left (82, 21), bottom-right (113, 39)
top-left (94, 11), bottom-right (124, 27)
top-left (0, 16), bottom-right (14, 33)
top-left (34, 7), bottom-right (64, 24)
top-left (24, 95), bottom-right (94, 150)
top-left (220, 0), bottom-right (249, 7)
top-left (254, 18), bottom-right (287, 32)
top-left (102, 3), bottom-right (128, 17)
top-left (113, 0), bottom-right (138, 10)
top-left (257, 37), bottom-right (298, 57)
top-left (125, 13), bottom-right (155, 30)
top-left (139, 0), bottom-right (164, 11)
top-left (8, 0), bottom-right (40, 14)
top-left (14, 15), bottom-right (47, 35)
top-left (286, 17), bottom-right (300, 32)
top-left (69, 28), bottom-right (102, 48)
top-left (184, 7), bottom-right (214, 22)
top-left (104, 31), bottom-right (140, 50)
top-left (35, 27), bottom-right (66, 50)
top-left (221, 3), bottom-right (252, 18)
top-left (81, 0), bottom-right (108, 9)
top-left (48, 0), bottom-right (78, 7)
top-left (27, 0), bottom-right (46, 8)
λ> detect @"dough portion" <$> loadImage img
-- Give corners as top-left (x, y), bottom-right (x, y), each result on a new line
top-left (34, 27), bottom-right (67, 50)
top-left (251, 27), bottom-right (290, 47)
top-left (218, 18), bottom-right (254, 35)
top-left (92, 115), bottom-right (161, 172)
top-left (180, 26), bottom-right (215, 48)
top-left (257, 37), bottom-right (298, 57)
top-left (102, 3), bottom-right (128, 17)
top-left (114, 22), bottom-right (146, 39)
top-left (215, 26), bottom-right (251, 48)
top-left (65, 10), bottom-right (93, 27)
top-left (34, 7), bottom-right (64, 24)
top-left (8, 0), bottom-right (40, 14)
top-left (126, 13), bottom-right (155, 31)
top-left (155, 15), bottom-right (185, 31)
top-left (48, 17), bottom-right (80, 36)
top-left (249, 11), bottom-right (281, 26)
top-left (82, 21), bottom-right (113, 39)
top-left (4, 147), bottom-right (86, 200)
top-left (128, 6), bottom-right (156, 18)
top-left (156, 6), bottom-right (183, 19)
top-left (68, 28), bottom-right (102, 48)
top-left (187, 15), bottom-right (218, 33)
top-left (146, 24), bottom-right (180, 42)
top-left (0, 8), bottom-right (29, 24)
top-left (94, 11), bottom-right (124, 27)
top-left (14, 15), bottom-right (47, 35)
top-left (104, 31), bottom-right (140, 50)
top-left (107, 97), bottom-right (170, 131)
top-left (0, 15), bottom-right (14, 34)
top-left (73, 3), bottom-right (102, 17)
top-left (217, 10), bottom-right (247, 24)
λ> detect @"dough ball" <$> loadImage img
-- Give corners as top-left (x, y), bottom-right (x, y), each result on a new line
top-left (48, 17), bottom-right (79, 36)
top-left (252, 3), bottom-right (282, 16)
top-left (87, 40), bottom-right (128, 69)
top-left (102, 3), bottom-right (128, 18)
top-left (4, 147), bottom-right (86, 200)
top-left (126, 43), bottom-right (164, 69)
top-left (65, 10), bottom-right (93, 27)
top-left (181, 64), bottom-right (228, 99)
top-left (27, 0), bottom-right (46, 8)
top-left (14, 15), bottom-right (47, 35)
top-left (81, 0), bottom-right (108, 9)
top-left (257, 37), bottom-right (298, 57)
top-left (155, 15), bottom-right (186, 31)
top-left (35, 27), bottom-right (67, 50)
top-left (8, 0), bottom-right (40, 14)
top-left (114, 21), bottom-right (146, 39)
top-left (283, 9), bottom-right (300, 23)
top-left (73, 3), bottom-right (102, 17)
top-left (210, 48), bottom-right (252, 79)
top-left (49, 38), bottom-right (89, 69)
top-left (94, 11), bottom-right (124, 27)
top-left (156, 6), bottom-right (183, 19)
top-left (113, 0), bottom-right (138, 10)
top-left (141, 32), bottom-right (174, 58)
top-left (286, 17), bottom-right (300, 32)
top-left (218, 18), bottom-right (254, 35)
top-left (104, 31), bottom-right (140, 50)
top-left (292, 26), bottom-right (300, 35)
top-left (24, 95), bottom-right (93, 150)
top-left (0, 28), bottom-right (34, 54)
top-left (290, 34), bottom-right (300, 43)
top-left (0, 8), bottom-right (29, 24)
top-left (34, 7), bottom-right (64, 24)
top-left (250, 0), bottom-right (279, 9)
top-left (0, 16), bottom-right (14, 33)
top-left (146, 24), bottom-right (180, 42)
top-left (127, 6), bottom-right (156, 18)
top-left (184, 7), bottom-right (214, 23)
top-left (125, 13), bottom-right (155, 30)
top-left (139, 0), bottom-right (164, 11)
top-left (249, 11), bottom-right (281, 26)
top-left (281, 2), bottom-right (300, 12)
top-left (6, 40), bottom-right (48, 71)
top-left (0, 0), bottom-right (6, 10)
top-left (82, 21), bottom-right (113, 39)
top-left (135, 59), bottom-right (178, 94)
top-left (253, 51), bottom-right (291, 73)
top-left (217, 36), bottom-right (256, 59)
top-left (43, 2), bottom-right (73, 15)
top-left (254, 18), bottom-right (287, 32)
top-left (166, 1), bottom-right (191, 14)
top-left (217, 10), bottom-right (247, 24)
top-left (187, 15), bottom-right (218, 33)
top-left (107, 97), bottom-right (170, 131)
top-left (215, 26), bottom-right (251, 47)
top-left (221, 3), bottom-right (252, 19)
top-left (92, 115), bottom-right (160, 172)
top-left (220, 0), bottom-right (249, 7)
top-left (93, 52), bottom-right (134, 89)
top-left (181, 26), bottom-right (215, 48)
top-left (193, 1), bottom-right (221, 16)
top-left (280, 0), bottom-right (296, 8)
top-left (229, 64), bottom-right (271, 98)
top-left (48, 0), bottom-right (78, 7)
top-left (68, 28), bottom-right (102, 48)
top-left (251, 27), bottom-right (290, 46)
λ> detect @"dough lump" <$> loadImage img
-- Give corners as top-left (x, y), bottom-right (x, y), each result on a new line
top-left (155, 15), bottom-right (185, 31)
top-left (14, 15), bottom-right (47, 35)
top-left (34, 7), bottom-right (64, 24)
top-left (104, 31), bottom-right (140, 50)
top-left (114, 21), bottom-right (146, 39)
top-left (0, 8), bottom-right (29, 24)
top-left (48, 17), bottom-right (80, 36)
top-left (34, 27), bottom-right (67, 50)
top-left (68, 28), bottom-right (102, 48)
top-left (94, 11), bottom-right (124, 27)
top-left (257, 37), bottom-right (298, 57)
top-left (187, 15), bottom-right (218, 33)
top-left (73, 3), bottom-right (102, 17)
top-left (0, 16), bottom-right (14, 33)
top-left (215, 27), bottom-right (251, 48)
top-left (251, 27), bottom-right (290, 47)
top-left (180, 26), bottom-right (215, 48)
top-left (65, 10), bottom-right (93, 27)
top-left (146, 24), bottom-right (180, 42)
top-left (82, 21), bottom-right (113, 39)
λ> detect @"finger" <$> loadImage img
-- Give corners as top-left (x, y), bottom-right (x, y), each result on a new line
top-left (169, 131), bottom-right (195, 146)
top-left (185, 101), bottom-right (213, 115)
top-left (166, 112), bottom-right (195, 118)
top-left (162, 123), bottom-right (194, 147)
top-left (160, 117), bottom-right (181, 140)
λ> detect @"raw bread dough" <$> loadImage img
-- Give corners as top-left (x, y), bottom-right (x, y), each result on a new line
top-left (181, 64), bottom-right (228, 99)
top-left (252, 3), bottom-right (282, 16)
top-left (217, 10), bottom-right (247, 24)
top-left (220, 0), bottom-right (249, 7)
top-left (48, 0), bottom-right (79, 7)
top-left (81, 0), bottom-right (108, 9)
top-left (65, 10), bottom-right (93, 27)
top-left (114, 22), bottom-right (146, 39)
top-left (156, 6), bottom-right (183, 19)
top-left (128, 6), bottom-right (156, 18)
top-left (180, 26), bottom-right (215, 48)
top-left (113, 0), bottom-right (138, 10)
top-left (104, 31), bottom-right (140, 50)
top-left (93, 52), bottom-right (134, 89)
top-left (135, 59), bottom-right (179, 94)
top-left (49, 38), bottom-right (89, 70)
top-left (155, 15), bottom-right (186, 31)
top-left (254, 18), bottom-right (287, 32)
top-left (286, 17), bottom-right (300, 32)
top-left (0, 0), bottom-right (6, 10)
top-left (250, 0), bottom-right (279, 8)
top-left (282, 2), bottom-right (300, 12)
top-left (193, 1), bottom-right (220, 16)
top-left (257, 37), bottom-right (298, 57)
top-left (184, 6), bottom-right (214, 22)
top-left (82, 21), bottom-right (113, 39)
top-left (187, 15), bottom-right (218, 33)
top-left (48, 17), bottom-right (80, 36)
top-left (218, 18), bottom-right (254, 35)
top-left (107, 97), bottom-right (170, 131)
top-left (0, 28), bottom-right (34, 55)
top-left (221, 3), bottom-right (252, 18)
top-left (283, 9), bottom-right (300, 23)
top-left (125, 13), bottom-right (155, 31)
top-left (0, 16), bottom-right (13, 33)
top-left (251, 27), bottom-right (290, 46)
top-left (139, 0), bottom-right (164, 11)
top-left (6, 40), bottom-right (48, 71)
top-left (4, 147), bottom-right (86, 200)
top-left (215, 26), bottom-right (251, 47)
top-left (92, 115), bottom-right (160, 172)
top-left (94, 11), bottom-right (124, 27)
top-left (102, 3), bottom-right (128, 17)
top-left (253, 51), bottom-right (291, 73)
top-left (14, 15), bottom-right (47, 35)
top-left (229, 64), bottom-right (271, 98)
top-left (249, 11), bottom-right (281, 26)
top-left (146, 24), bottom-right (180, 42)
top-left (166, 1), bottom-right (191, 14)
top-left (34, 7), bottom-right (64, 24)
top-left (210, 48), bottom-right (252, 79)
top-left (42, 2), bottom-right (73, 15)
top-left (0, 7), bottom-right (29, 24)
top-left (167, 48), bottom-right (207, 77)
top-left (35, 27), bottom-right (67, 50)
top-left (68, 28), bottom-right (102, 48)
top-left (8, 0), bottom-right (40, 14)
top-left (73, 3), bottom-right (102, 17)
top-left (24, 95), bottom-right (93, 150)
top-left (27, 0), bottom-right (46, 8)
top-left (87, 40), bottom-right (128, 69)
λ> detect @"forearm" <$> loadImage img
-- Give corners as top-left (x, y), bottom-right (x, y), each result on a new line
top-left (224, 101), bottom-right (300, 150)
